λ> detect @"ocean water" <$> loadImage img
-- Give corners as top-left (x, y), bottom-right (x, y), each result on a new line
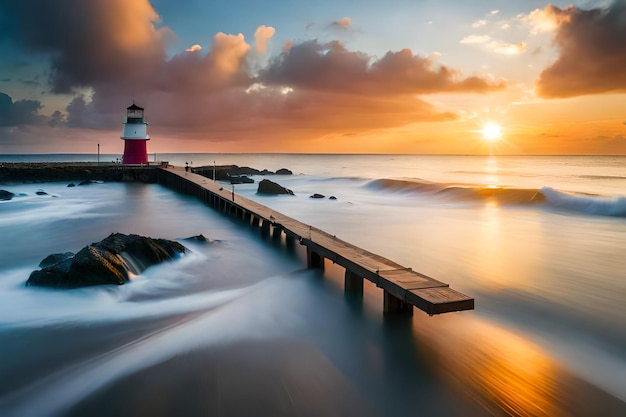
top-left (1, 154), bottom-right (625, 416)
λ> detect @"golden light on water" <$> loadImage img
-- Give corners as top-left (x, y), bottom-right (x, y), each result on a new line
top-left (415, 317), bottom-right (559, 417)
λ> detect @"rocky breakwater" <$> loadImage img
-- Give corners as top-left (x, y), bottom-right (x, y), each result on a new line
top-left (0, 162), bottom-right (159, 184)
top-left (26, 233), bottom-right (186, 288)
top-left (192, 165), bottom-right (293, 182)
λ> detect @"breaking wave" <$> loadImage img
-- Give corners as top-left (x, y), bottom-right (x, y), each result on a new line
top-left (540, 186), bottom-right (626, 217)
top-left (366, 178), bottom-right (626, 217)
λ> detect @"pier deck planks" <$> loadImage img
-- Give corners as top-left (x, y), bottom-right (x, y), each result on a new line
top-left (160, 167), bottom-right (474, 315)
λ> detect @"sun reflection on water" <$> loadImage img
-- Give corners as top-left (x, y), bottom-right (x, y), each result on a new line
top-left (415, 317), bottom-right (559, 417)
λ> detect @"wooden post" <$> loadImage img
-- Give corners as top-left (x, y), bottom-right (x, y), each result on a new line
top-left (285, 234), bottom-right (295, 249)
top-left (272, 225), bottom-right (282, 240)
top-left (261, 219), bottom-right (271, 236)
top-left (383, 291), bottom-right (414, 315)
top-left (344, 270), bottom-right (363, 295)
top-left (306, 247), bottom-right (324, 269)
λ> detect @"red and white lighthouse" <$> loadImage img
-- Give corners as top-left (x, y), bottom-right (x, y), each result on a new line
top-left (121, 103), bottom-right (150, 164)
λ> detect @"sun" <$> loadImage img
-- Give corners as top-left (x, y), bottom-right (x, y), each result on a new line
top-left (481, 123), bottom-right (502, 142)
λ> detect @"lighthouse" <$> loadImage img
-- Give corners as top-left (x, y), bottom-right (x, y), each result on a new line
top-left (121, 103), bottom-right (150, 164)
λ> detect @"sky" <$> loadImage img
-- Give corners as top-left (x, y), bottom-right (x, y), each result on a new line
top-left (0, 0), bottom-right (625, 155)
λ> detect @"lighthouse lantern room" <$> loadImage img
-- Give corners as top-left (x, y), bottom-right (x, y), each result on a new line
top-left (121, 103), bottom-right (150, 164)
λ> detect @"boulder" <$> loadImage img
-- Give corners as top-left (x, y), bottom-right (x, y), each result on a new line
top-left (309, 193), bottom-right (325, 199)
top-left (183, 234), bottom-right (208, 243)
top-left (256, 179), bottom-right (294, 195)
top-left (26, 233), bottom-right (186, 289)
top-left (229, 175), bottom-right (254, 184)
top-left (0, 189), bottom-right (15, 201)
top-left (67, 183), bottom-right (76, 187)
top-left (275, 168), bottom-right (293, 175)
top-left (39, 252), bottom-right (74, 268)
top-left (36, 189), bottom-right (48, 195)
top-left (329, 196), bottom-right (337, 200)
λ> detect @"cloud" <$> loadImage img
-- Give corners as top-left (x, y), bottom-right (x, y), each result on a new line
top-left (261, 40), bottom-right (504, 96)
top-left (254, 25), bottom-right (275, 53)
top-left (0, 92), bottom-right (46, 126)
top-left (460, 35), bottom-right (491, 44)
top-left (535, 1), bottom-right (626, 97)
top-left (330, 17), bottom-right (352, 30)
top-left (0, 0), bottom-right (505, 149)
top-left (185, 44), bottom-right (202, 53)
top-left (523, 4), bottom-right (569, 34)
top-left (472, 19), bottom-right (487, 28)
top-left (461, 34), bottom-right (525, 55)
top-left (0, 0), bottom-right (170, 93)
top-left (490, 41), bottom-right (526, 55)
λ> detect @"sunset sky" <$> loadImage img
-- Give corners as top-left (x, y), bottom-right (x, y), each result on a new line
top-left (1, 0), bottom-right (625, 155)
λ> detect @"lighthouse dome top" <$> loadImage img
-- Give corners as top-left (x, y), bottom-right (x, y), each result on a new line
top-left (127, 103), bottom-right (144, 111)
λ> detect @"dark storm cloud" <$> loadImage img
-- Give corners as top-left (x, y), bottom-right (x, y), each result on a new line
top-left (536, 1), bottom-right (626, 97)
top-left (0, 92), bottom-right (46, 126)
top-left (0, 0), bottom-right (169, 93)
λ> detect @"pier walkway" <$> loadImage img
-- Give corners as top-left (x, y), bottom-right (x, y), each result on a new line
top-left (158, 166), bottom-right (474, 316)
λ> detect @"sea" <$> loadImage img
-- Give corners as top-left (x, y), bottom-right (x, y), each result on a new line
top-left (0, 153), bottom-right (625, 417)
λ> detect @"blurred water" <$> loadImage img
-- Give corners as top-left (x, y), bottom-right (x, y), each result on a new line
top-left (1, 154), bottom-right (625, 416)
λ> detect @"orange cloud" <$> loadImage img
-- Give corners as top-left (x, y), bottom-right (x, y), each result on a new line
top-left (209, 32), bottom-right (251, 77)
top-left (261, 41), bottom-right (504, 96)
top-left (335, 17), bottom-right (352, 28)
top-left (536, 1), bottom-right (626, 97)
top-left (185, 44), bottom-right (202, 53)
top-left (254, 25), bottom-right (275, 53)
top-left (0, 0), bottom-right (169, 93)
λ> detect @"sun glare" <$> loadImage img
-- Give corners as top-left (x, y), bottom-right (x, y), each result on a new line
top-left (481, 123), bottom-right (502, 142)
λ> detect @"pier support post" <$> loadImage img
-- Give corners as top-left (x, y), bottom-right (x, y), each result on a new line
top-left (261, 219), bottom-right (271, 236)
top-left (306, 247), bottom-right (324, 269)
top-left (344, 270), bottom-right (363, 295)
top-left (285, 234), bottom-right (295, 250)
top-left (251, 216), bottom-right (260, 228)
top-left (244, 211), bottom-right (252, 224)
top-left (272, 226), bottom-right (282, 240)
top-left (383, 291), bottom-right (414, 315)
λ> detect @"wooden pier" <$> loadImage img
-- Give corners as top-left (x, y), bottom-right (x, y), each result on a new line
top-left (158, 167), bottom-right (474, 316)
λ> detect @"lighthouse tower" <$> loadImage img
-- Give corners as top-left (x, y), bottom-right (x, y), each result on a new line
top-left (121, 103), bottom-right (150, 164)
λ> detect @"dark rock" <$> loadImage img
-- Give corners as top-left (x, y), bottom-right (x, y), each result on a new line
top-left (191, 165), bottom-right (297, 181)
top-left (329, 196), bottom-right (337, 200)
top-left (309, 193), bottom-right (325, 199)
top-left (36, 189), bottom-right (48, 195)
top-left (0, 190), bottom-right (15, 200)
top-left (26, 233), bottom-right (186, 289)
top-left (184, 234), bottom-right (208, 242)
top-left (67, 183), bottom-right (76, 187)
top-left (78, 180), bottom-right (95, 186)
top-left (229, 175), bottom-right (254, 184)
top-left (257, 179), bottom-right (294, 195)
top-left (39, 252), bottom-right (75, 268)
